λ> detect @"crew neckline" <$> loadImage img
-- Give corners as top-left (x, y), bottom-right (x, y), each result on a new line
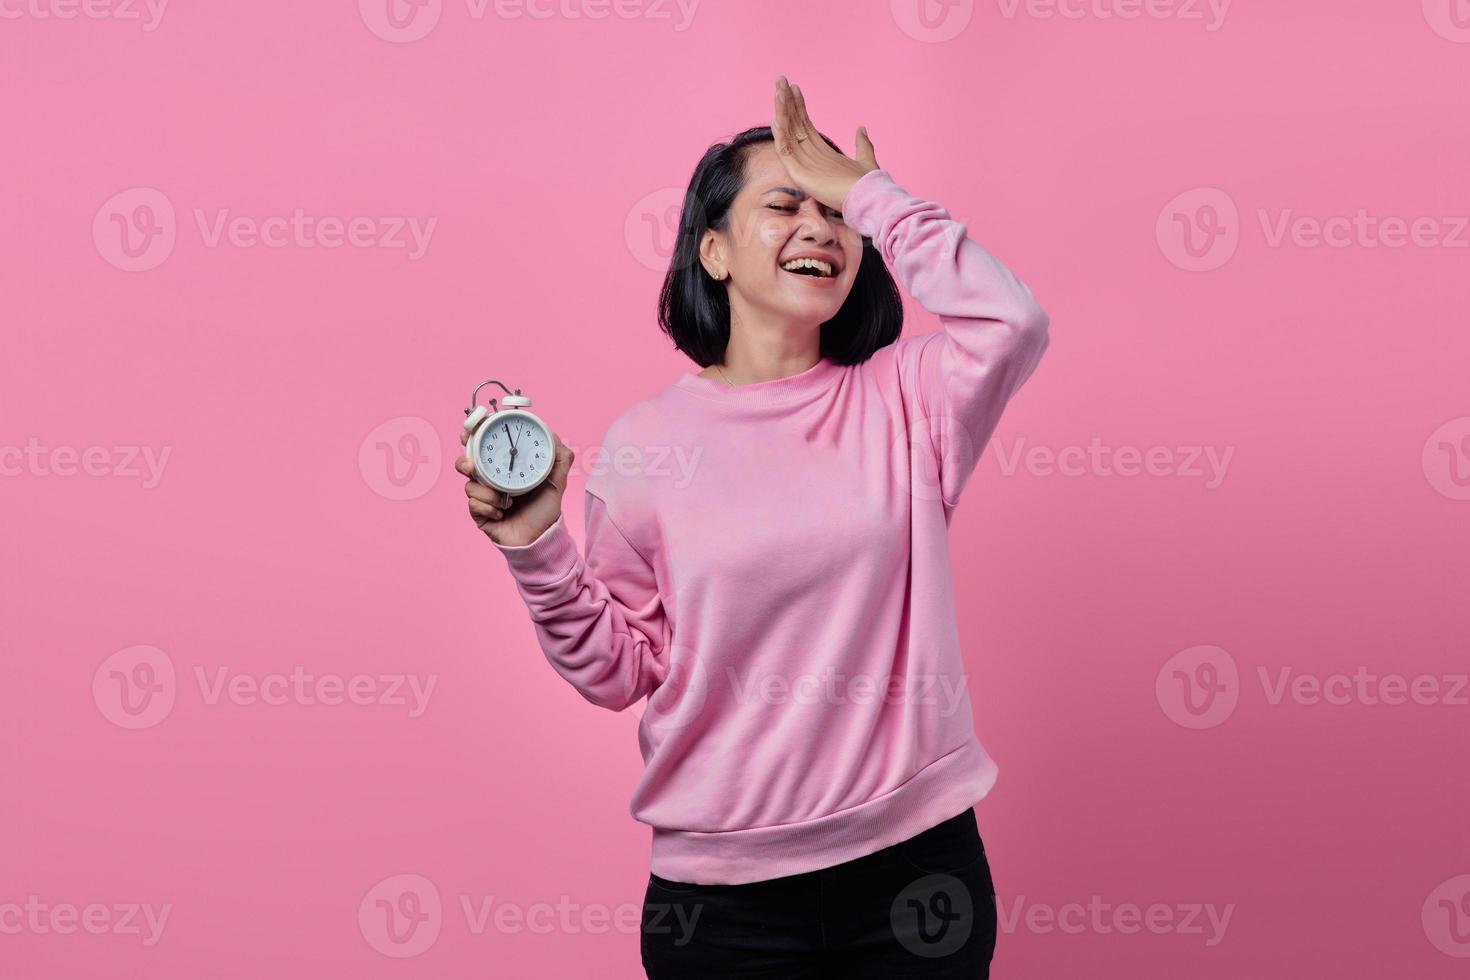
top-left (674, 356), bottom-right (843, 406)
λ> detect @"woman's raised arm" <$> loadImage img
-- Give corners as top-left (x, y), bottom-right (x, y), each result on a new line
top-left (843, 168), bottom-right (1052, 515)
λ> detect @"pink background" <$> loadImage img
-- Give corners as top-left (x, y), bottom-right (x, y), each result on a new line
top-left (4, 0), bottom-right (1469, 976)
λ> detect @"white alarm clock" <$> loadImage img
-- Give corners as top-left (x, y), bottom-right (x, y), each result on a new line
top-left (463, 379), bottom-right (557, 497)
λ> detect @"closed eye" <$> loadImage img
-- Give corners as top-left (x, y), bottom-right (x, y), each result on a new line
top-left (768, 204), bottom-right (844, 221)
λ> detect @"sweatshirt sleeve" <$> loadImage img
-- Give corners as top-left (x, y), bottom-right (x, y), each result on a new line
top-left (841, 168), bottom-right (1052, 515)
top-left (490, 489), bottom-right (672, 712)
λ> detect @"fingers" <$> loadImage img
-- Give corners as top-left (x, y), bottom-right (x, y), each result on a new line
top-left (789, 83), bottom-right (814, 138)
top-left (457, 455), bottom-right (512, 523)
top-left (465, 477), bottom-right (511, 507)
top-left (774, 76), bottom-right (808, 158)
top-left (774, 77), bottom-right (833, 169)
top-left (465, 478), bottom-right (509, 522)
top-left (772, 77), bottom-right (793, 155)
top-left (541, 433), bottom-right (570, 493)
top-left (855, 125), bottom-right (878, 170)
top-left (468, 496), bottom-right (504, 523)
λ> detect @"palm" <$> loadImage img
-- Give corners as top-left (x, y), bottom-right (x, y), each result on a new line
top-left (480, 476), bottom-right (560, 546)
top-left (459, 428), bottom-right (574, 548)
top-left (769, 75), bottom-right (880, 211)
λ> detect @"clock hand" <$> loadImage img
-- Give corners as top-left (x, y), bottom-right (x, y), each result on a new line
top-left (504, 422), bottom-right (523, 468)
top-left (501, 421), bottom-right (521, 470)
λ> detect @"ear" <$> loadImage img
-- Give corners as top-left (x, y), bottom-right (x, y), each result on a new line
top-left (698, 229), bottom-right (725, 278)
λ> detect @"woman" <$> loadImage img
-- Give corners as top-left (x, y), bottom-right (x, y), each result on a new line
top-left (456, 76), bottom-right (1051, 977)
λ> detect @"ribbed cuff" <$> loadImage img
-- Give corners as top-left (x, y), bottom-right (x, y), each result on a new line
top-left (841, 168), bottom-right (900, 238)
top-left (493, 512), bottom-right (579, 585)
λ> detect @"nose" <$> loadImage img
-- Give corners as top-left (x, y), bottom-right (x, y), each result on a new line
top-left (796, 199), bottom-right (837, 244)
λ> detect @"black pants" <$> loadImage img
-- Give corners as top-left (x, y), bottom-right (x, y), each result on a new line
top-left (641, 807), bottom-right (997, 978)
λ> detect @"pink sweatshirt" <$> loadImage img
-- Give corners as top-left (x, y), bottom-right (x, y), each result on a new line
top-left (493, 168), bottom-right (1051, 886)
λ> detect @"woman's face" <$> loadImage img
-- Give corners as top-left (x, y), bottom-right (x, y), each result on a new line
top-left (702, 142), bottom-right (863, 329)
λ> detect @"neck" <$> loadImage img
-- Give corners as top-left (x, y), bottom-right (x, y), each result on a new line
top-left (709, 306), bottom-right (822, 385)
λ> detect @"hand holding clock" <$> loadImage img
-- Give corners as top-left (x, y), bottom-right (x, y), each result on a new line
top-left (456, 425), bottom-right (573, 547)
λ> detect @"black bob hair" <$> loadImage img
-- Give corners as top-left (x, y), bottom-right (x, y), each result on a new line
top-left (657, 125), bottom-right (904, 368)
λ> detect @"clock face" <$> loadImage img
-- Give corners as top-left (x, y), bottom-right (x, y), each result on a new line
top-left (476, 412), bottom-right (552, 491)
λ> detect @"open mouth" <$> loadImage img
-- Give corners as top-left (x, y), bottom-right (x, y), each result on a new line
top-left (780, 257), bottom-right (838, 280)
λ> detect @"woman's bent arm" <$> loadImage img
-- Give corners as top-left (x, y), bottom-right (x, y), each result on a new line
top-left (843, 168), bottom-right (1052, 514)
top-left (493, 489), bottom-right (671, 711)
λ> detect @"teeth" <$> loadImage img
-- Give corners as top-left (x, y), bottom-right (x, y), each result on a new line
top-left (781, 257), bottom-right (834, 277)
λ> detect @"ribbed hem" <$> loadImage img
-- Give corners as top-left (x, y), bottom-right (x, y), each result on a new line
top-left (648, 737), bottom-right (998, 886)
top-left (492, 512), bottom-right (578, 584)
